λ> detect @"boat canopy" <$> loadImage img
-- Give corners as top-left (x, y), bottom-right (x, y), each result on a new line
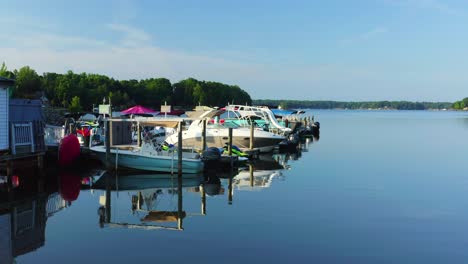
top-left (121, 105), bottom-right (158, 115)
top-left (142, 211), bottom-right (186, 222)
top-left (271, 109), bottom-right (305, 116)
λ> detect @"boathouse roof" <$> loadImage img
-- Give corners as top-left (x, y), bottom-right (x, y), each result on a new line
top-left (0, 77), bottom-right (15, 86)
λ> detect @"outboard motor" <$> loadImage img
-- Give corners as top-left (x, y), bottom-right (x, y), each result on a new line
top-left (202, 147), bottom-right (222, 161)
top-left (312, 121), bottom-right (320, 135)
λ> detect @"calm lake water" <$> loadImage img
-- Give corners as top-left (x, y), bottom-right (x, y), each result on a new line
top-left (4, 110), bottom-right (468, 263)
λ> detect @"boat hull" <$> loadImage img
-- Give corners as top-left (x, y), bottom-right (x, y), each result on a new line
top-left (91, 146), bottom-right (203, 174)
top-left (167, 129), bottom-right (285, 153)
top-left (180, 136), bottom-right (282, 153)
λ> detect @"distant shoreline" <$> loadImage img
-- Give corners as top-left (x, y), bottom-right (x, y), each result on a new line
top-left (252, 100), bottom-right (453, 111)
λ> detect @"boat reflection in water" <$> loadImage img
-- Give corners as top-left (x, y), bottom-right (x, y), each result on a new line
top-left (232, 154), bottom-right (286, 191)
top-left (91, 171), bottom-right (205, 231)
top-left (199, 154), bottom-right (290, 206)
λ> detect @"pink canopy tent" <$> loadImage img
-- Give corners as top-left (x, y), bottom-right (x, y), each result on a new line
top-left (121, 105), bottom-right (157, 115)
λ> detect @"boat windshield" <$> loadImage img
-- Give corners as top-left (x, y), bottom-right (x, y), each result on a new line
top-left (223, 122), bottom-right (240, 129)
top-left (207, 122), bottom-right (240, 129)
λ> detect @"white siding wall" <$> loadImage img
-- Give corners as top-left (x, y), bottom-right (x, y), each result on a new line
top-left (0, 87), bottom-right (8, 150)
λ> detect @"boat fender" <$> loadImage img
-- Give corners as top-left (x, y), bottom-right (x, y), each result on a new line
top-left (58, 134), bottom-right (80, 167)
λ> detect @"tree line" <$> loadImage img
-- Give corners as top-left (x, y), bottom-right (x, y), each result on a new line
top-left (452, 98), bottom-right (468, 110)
top-left (0, 63), bottom-right (252, 112)
top-left (253, 99), bottom-right (453, 110)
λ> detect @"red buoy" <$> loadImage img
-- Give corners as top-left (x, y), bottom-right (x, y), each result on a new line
top-left (58, 134), bottom-right (80, 166)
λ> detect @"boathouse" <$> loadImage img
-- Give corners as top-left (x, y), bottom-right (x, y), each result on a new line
top-left (0, 76), bottom-right (46, 163)
top-left (9, 99), bottom-right (46, 155)
top-left (0, 77), bottom-right (14, 152)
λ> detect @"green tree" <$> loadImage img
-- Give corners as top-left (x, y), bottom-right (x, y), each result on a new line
top-left (69, 96), bottom-right (82, 113)
top-left (279, 101), bottom-right (289, 109)
top-left (14, 66), bottom-right (41, 98)
top-left (0, 62), bottom-right (15, 79)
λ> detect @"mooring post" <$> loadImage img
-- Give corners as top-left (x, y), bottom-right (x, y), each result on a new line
top-left (178, 121), bottom-right (183, 177)
top-left (37, 154), bottom-right (44, 170)
top-left (201, 184), bottom-right (206, 215)
top-left (250, 122), bottom-right (255, 150)
top-left (105, 173), bottom-right (111, 224)
top-left (228, 127), bottom-right (233, 156)
top-left (249, 163), bottom-right (254, 187)
top-left (6, 160), bottom-right (12, 189)
top-left (177, 176), bottom-right (183, 230)
top-left (228, 176), bottom-right (233, 205)
top-left (105, 120), bottom-right (111, 170)
top-left (202, 119), bottom-right (207, 151)
top-left (137, 122), bottom-right (141, 147)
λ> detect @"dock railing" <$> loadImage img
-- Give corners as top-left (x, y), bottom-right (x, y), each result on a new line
top-left (46, 192), bottom-right (67, 217)
top-left (11, 122), bottom-right (35, 155)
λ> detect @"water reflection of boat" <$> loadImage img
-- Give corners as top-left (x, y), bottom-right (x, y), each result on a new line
top-left (92, 172), bottom-right (202, 190)
top-left (248, 154), bottom-right (285, 170)
top-left (92, 172), bottom-right (204, 231)
top-left (233, 167), bottom-right (284, 190)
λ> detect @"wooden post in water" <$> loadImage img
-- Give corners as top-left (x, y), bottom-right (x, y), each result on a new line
top-left (105, 173), bottom-right (111, 224)
top-left (228, 176), bottom-right (233, 205)
top-left (201, 184), bottom-right (206, 215)
top-left (37, 154), bottom-right (44, 170)
top-left (178, 122), bottom-right (183, 177)
top-left (249, 163), bottom-right (254, 187)
top-left (6, 160), bottom-right (11, 177)
top-left (6, 160), bottom-right (12, 193)
top-left (177, 176), bottom-right (183, 230)
top-left (105, 120), bottom-right (111, 170)
top-left (137, 122), bottom-right (141, 147)
top-left (228, 127), bottom-right (233, 156)
top-left (201, 119), bottom-right (207, 151)
top-left (250, 122), bottom-right (254, 150)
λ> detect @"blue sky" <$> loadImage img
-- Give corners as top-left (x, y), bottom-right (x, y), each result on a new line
top-left (1, 0), bottom-right (467, 101)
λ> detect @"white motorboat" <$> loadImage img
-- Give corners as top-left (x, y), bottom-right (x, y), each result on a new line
top-left (223, 104), bottom-right (292, 135)
top-left (165, 109), bottom-right (285, 153)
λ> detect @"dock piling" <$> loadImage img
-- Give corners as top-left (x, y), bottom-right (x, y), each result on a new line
top-left (202, 119), bottom-right (207, 151)
top-left (178, 122), bottom-right (183, 177)
top-left (177, 176), bottom-right (183, 230)
top-left (249, 163), bottom-right (254, 187)
top-left (228, 128), bottom-right (234, 167)
top-left (228, 176), bottom-right (233, 205)
top-left (201, 184), bottom-right (206, 215)
top-left (250, 122), bottom-right (254, 150)
top-left (137, 122), bottom-right (141, 147)
top-left (105, 120), bottom-right (111, 170)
